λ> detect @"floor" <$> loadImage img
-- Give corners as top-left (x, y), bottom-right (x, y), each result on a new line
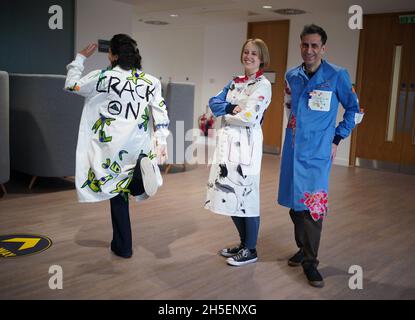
top-left (0, 154), bottom-right (415, 299)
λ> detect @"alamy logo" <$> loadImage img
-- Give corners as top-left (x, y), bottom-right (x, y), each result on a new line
top-left (48, 5), bottom-right (63, 30)
top-left (49, 265), bottom-right (63, 290)
top-left (348, 265), bottom-right (363, 290)
top-left (348, 5), bottom-right (363, 30)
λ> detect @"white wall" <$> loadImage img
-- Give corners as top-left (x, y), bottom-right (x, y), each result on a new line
top-left (75, 0), bottom-right (134, 73)
top-left (133, 22), bottom-right (247, 129)
top-left (75, 1), bottom-right (360, 165)
top-left (201, 22), bottom-right (248, 122)
top-left (134, 26), bottom-right (205, 128)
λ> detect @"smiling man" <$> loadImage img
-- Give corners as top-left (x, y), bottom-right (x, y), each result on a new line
top-left (277, 24), bottom-right (364, 288)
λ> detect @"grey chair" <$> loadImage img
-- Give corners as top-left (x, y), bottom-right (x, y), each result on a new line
top-left (164, 82), bottom-right (195, 174)
top-left (9, 74), bottom-right (84, 189)
top-left (0, 71), bottom-right (9, 195)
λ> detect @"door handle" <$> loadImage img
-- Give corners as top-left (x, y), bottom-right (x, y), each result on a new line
top-left (397, 83), bottom-right (407, 133)
top-left (404, 83), bottom-right (414, 134)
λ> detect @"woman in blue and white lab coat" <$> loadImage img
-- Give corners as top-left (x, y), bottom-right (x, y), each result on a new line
top-left (205, 39), bottom-right (272, 267)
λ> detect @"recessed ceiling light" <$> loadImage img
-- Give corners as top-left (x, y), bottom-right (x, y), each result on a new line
top-left (263, 5), bottom-right (272, 9)
top-left (170, 14), bottom-right (178, 17)
top-left (144, 20), bottom-right (169, 25)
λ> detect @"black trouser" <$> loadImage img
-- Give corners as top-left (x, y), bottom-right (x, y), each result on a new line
top-left (129, 153), bottom-right (146, 196)
top-left (289, 209), bottom-right (323, 269)
top-left (110, 194), bottom-right (133, 257)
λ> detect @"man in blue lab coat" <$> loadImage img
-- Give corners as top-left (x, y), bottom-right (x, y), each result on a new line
top-left (278, 24), bottom-right (363, 288)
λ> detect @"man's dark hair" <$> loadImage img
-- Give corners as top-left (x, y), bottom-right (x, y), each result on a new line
top-left (300, 24), bottom-right (328, 45)
top-left (110, 34), bottom-right (142, 70)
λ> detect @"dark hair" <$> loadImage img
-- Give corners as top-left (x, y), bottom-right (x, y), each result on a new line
top-left (110, 34), bottom-right (142, 70)
top-left (300, 24), bottom-right (328, 45)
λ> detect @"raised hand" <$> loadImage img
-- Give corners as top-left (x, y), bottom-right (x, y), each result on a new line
top-left (79, 43), bottom-right (98, 58)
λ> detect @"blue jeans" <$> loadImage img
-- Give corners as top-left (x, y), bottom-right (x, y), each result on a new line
top-left (231, 216), bottom-right (260, 250)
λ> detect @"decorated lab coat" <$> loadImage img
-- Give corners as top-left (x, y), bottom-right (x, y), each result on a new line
top-left (205, 71), bottom-right (272, 217)
top-left (65, 54), bottom-right (169, 203)
top-left (278, 60), bottom-right (363, 221)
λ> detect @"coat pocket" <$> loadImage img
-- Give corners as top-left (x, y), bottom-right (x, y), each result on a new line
top-left (297, 128), bottom-right (333, 161)
top-left (228, 132), bottom-right (254, 166)
top-left (308, 90), bottom-right (332, 112)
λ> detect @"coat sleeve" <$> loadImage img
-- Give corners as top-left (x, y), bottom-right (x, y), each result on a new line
top-left (284, 76), bottom-right (292, 120)
top-left (64, 54), bottom-right (101, 97)
top-left (150, 79), bottom-right (170, 145)
top-left (208, 80), bottom-right (236, 117)
top-left (224, 80), bottom-right (272, 127)
top-left (335, 69), bottom-right (363, 139)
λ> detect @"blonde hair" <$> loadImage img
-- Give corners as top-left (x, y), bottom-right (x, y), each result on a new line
top-left (240, 38), bottom-right (270, 69)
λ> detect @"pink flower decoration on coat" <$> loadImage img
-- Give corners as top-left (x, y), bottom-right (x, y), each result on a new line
top-left (300, 190), bottom-right (328, 221)
top-left (287, 114), bottom-right (296, 129)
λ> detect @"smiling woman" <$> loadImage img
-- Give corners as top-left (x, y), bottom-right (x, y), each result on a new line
top-left (241, 38), bottom-right (270, 74)
top-left (205, 38), bottom-right (272, 267)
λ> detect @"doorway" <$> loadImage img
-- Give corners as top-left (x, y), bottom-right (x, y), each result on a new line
top-left (248, 20), bottom-right (289, 154)
top-left (352, 12), bottom-right (415, 174)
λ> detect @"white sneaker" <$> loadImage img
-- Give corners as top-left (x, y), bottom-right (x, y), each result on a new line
top-left (140, 156), bottom-right (158, 197)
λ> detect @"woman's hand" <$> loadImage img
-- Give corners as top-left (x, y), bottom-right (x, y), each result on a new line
top-left (232, 106), bottom-right (242, 114)
top-left (79, 43), bottom-right (98, 58)
top-left (156, 144), bottom-right (168, 165)
top-left (331, 144), bottom-right (337, 161)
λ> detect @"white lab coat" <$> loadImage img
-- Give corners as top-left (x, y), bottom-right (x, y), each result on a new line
top-left (65, 54), bottom-right (169, 203)
top-left (205, 72), bottom-right (272, 217)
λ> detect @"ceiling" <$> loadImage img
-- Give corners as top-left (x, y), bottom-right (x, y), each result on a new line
top-left (114, 0), bottom-right (415, 30)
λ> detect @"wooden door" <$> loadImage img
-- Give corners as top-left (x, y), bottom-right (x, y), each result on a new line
top-left (353, 12), bottom-right (415, 173)
top-left (248, 20), bottom-right (289, 154)
top-left (400, 22), bottom-right (415, 172)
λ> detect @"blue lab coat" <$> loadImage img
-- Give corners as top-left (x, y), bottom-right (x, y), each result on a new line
top-left (278, 60), bottom-right (362, 220)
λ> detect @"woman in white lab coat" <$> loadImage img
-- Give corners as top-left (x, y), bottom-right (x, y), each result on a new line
top-left (205, 39), bottom-right (272, 266)
top-left (65, 34), bottom-right (169, 258)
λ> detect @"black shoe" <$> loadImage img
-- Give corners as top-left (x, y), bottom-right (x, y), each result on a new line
top-left (219, 244), bottom-right (244, 257)
top-left (303, 265), bottom-right (325, 288)
top-left (226, 248), bottom-right (258, 266)
top-left (110, 246), bottom-right (133, 259)
top-left (288, 249), bottom-right (304, 267)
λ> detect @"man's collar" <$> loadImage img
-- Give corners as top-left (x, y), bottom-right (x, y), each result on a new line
top-left (301, 60), bottom-right (324, 78)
